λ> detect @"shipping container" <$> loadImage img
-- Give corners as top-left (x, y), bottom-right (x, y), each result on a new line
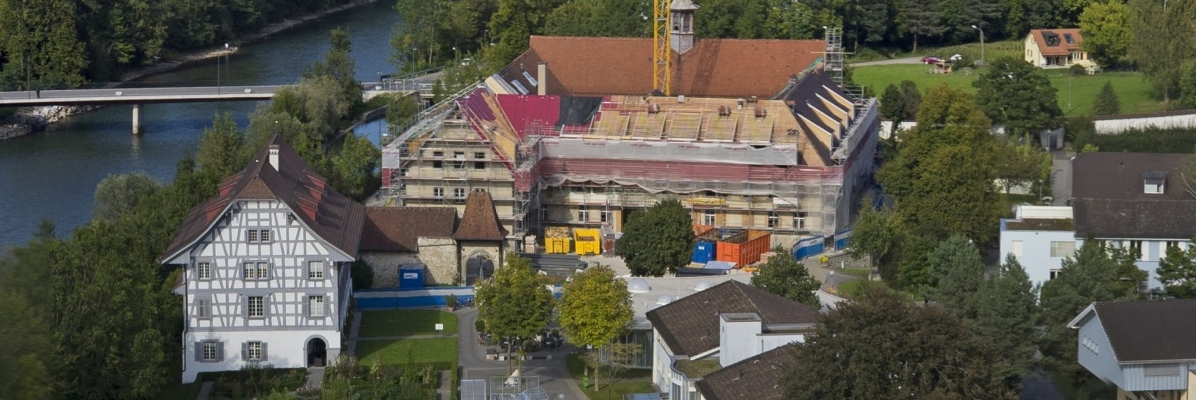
top-left (715, 230), bottom-right (771, 266)
top-left (574, 228), bottom-right (602, 256)
top-left (545, 237), bottom-right (571, 254)
top-left (692, 241), bottom-right (716, 264)
top-left (398, 265), bottom-right (426, 290)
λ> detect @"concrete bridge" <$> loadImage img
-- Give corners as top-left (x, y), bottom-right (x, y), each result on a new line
top-left (0, 70), bottom-right (442, 134)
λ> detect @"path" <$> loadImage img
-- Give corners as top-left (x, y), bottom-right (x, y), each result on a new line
top-left (1051, 150), bottom-right (1075, 206)
top-left (852, 56), bottom-right (925, 67)
top-left (456, 307), bottom-right (589, 399)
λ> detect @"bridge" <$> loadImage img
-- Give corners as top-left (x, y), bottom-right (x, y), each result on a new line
top-left (0, 69), bottom-right (443, 134)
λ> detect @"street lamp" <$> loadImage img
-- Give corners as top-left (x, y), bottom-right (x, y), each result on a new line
top-left (971, 25), bottom-right (985, 66)
top-left (218, 43), bottom-right (229, 94)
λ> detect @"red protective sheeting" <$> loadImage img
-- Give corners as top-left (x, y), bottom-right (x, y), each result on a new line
top-left (496, 95), bottom-right (560, 137)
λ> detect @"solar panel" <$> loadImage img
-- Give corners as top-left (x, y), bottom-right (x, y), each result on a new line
top-left (510, 80), bottom-right (529, 95)
top-left (522, 71), bottom-right (539, 87)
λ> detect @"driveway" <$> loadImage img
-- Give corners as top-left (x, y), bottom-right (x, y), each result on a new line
top-left (456, 307), bottom-right (589, 399)
top-left (851, 56), bottom-right (925, 67)
top-left (1051, 150), bottom-right (1074, 206)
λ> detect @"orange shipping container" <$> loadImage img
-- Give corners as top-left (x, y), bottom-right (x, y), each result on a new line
top-left (715, 230), bottom-right (772, 266)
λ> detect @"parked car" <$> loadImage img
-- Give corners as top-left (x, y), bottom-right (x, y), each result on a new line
top-left (922, 56), bottom-right (942, 64)
top-left (949, 54), bottom-right (963, 62)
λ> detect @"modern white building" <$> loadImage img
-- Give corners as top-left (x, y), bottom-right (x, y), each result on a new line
top-left (999, 205), bottom-right (1076, 287)
top-left (161, 136), bottom-right (365, 383)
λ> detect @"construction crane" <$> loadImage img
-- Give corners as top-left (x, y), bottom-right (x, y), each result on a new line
top-left (652, 0), bottom-right (671, 96)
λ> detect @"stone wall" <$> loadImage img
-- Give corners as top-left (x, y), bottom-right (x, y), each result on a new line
top-left (359, 252), bottom-right (422, 288)
top-left (416, 237), bottom-right (458, 284)
top-left (460, 241), bottom-right (503, 271)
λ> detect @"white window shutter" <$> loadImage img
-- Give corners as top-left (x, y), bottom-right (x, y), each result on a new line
top-left (324, 297), bottom-right (331, 319)
top-left (302, 295), bottom-right (309, 317)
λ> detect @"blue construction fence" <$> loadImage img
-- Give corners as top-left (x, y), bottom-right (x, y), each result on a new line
top-left (354, 286), bottom-right (564, 310)
top-left (791, 229), bottom-right (852, 260)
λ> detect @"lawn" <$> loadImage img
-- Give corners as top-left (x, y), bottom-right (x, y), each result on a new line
top-left (358, 309), bottom-right (458, 338)
top-left (839, 267), bottom-right (872, 279)
top-left (357, 337), bottom-right (458, 365)
top-left (565, 353), bottom-right (655, 400)
top-left (853, 64), bottom-right (1164, 116)
top-left (851, 40), bottom-right (1025, 63)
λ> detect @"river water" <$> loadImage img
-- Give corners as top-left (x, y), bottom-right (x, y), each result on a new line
top-left (0, 0), bottom-right (400, 248)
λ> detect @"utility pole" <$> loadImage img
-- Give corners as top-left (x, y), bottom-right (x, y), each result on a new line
top-left (971, 25), bottom-right (985, 66)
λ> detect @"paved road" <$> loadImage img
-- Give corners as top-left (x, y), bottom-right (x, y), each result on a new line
top-left (456, 307), bottom-right (589, 399)
top-left (851, 56), bottom-right (925, 67)
top-left (1051, 150), bottom-right (1075, 206)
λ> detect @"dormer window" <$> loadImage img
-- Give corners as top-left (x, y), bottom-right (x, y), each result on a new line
top-left (1144, 171), bottom-right (1166, 194)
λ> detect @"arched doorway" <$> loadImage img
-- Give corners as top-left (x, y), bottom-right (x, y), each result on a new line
top-left (465, 251), bottom-right (495, 286)
top-left (307, 337), bottom-right (327, 367)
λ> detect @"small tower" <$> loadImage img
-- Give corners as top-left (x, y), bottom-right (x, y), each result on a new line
top-left (670, 0), bottom-right (698, 55)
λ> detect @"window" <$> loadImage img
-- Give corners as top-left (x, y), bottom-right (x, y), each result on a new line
top-left (1011, 240), bottom-right (1025, 257)
top-left (195, 296), bottom-right (212, 319)
top-left (197, 262), bottom-right (212, 280)
top-left (452, 152), bottom-right (465, 169)
top-left (433, 187), bottom-right (444, 198)
top-left (475, 161), bottom-right (485, 170)
top-left (434, 160), bottom-right (444, 169)
top-left (767, 214), bottom-right (779, 228)
top-left (247, 229), bottom-right (258, 242)
top-left (703, 211), bottom-right (716, 226)
top-left (1130, 240), bottom-right (1144, 260)
top-left (795, 212), bottom-right (808, 230)
top-left (1050, 269), bottom-right (1061, 280)
top-left (1144, 363), bottom-right (1180, 377)
top-left (432, 151), bottom-right (444, 158)
top-left (1168, 241), bottom-right (1181, 251)
top-left (474, 152), bottom-right (486, 159)
top-left (1081, 336), bottom-right (1100, 355)
top-left (453, 187), bottom-right (467, 200)
top-left (1145, 179), bottom-right (1165, 194)
top-left (247, 296), bottom-right (265, 318)
top-left (1064, 33), bottom-right (1074, 44)
top-left (307, 261), bottom-right (325, 280)
top-left (578, 206), bottom-right (590, 222)
top-left (1049, 241), bottom-right (1075, 258)
top-left (309, 296), bottom-right (325, 317)
top-left (399, 168), bottom-right (408, 176)
top-left (245, 341), bottom-right (264, 362)
top-left (259, 229), bottom-right (270, 243)
top-left (243, 262), bottom-right (269, 280)
top-left (200, 341), bottom-right (221, 362)
top-left (600, 210), bottom-right (611, 224)
top-left (246, 229), bottom-right (270, 243)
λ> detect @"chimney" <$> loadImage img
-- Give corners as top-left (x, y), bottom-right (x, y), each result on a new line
top-left (537, 62), bottom-right (548, 96)
top-left (268, 144), bottom-right (280, 170)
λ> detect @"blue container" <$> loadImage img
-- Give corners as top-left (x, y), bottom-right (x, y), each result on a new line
top-left (692, 241), bottom-right (716, 264)
top-left (398, 265), bottom-right (426, 290)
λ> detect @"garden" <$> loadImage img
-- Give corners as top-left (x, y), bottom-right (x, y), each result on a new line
top-left (564, 352), bottom-right (655, 400)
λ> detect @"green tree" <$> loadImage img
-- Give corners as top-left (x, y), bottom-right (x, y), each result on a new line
top-left (847, 202), bottom-right (904, 285)
top-left (1092, 81), bottom-right (1121, 116)
top-left (782, 286), bottom-right (1016, 399)
top-left (1079, 1), bottom-right (1131, 67)
top-left (0, 290), bottom-right (53, 399)
top-left (0, 0), bottom-right (88, 88)
top-left (195, 112), bottom-right (249, 182)
top-left (557, 265), bottom-right (633, 390)
top-left (475, 252), bottom-right (555, 373)
top-left (926, 235), bottom-right (984, 317)
top-left (329, 134), bottom-right (381, 201)
top-left (878, 80), bottom-right (921, 140)
top-left (306, 27), bottom-right (364, 113)
top-left (993, 138), bottom-right (1051, 194)
top-left (1157, 239), bottom-right (1196, 298)
top-left (972, 255), bottom-right (1040, 388)
top-left (543, 0), bottom-right (649, 37)
top-left (92, 172), bottom-right (164, 221)
top-left (486, 0), bottom-right (563, 66)
top-left (750, 248), bottom-right (821, 308)
top-left (973, 56), bottom-right (1063, 139)
top-left (1129, 0), bottom-right (1196, 103)
top-left (615, 199), bottom-right (695, 277)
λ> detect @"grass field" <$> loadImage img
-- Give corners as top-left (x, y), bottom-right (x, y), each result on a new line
top-left (565, 353), bottom-right (656, 400)
top-left (356, 337), bottom-right (458, 365)
top-left (851, 40), bottom-right (1025, 63)
top-left (358, 309), bottom-right (458, 338)
top-left (853, 64), bottom-right (1163, 116)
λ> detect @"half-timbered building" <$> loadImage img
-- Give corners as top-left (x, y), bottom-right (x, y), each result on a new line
top-left (162, 136), bottom-right (366, 383)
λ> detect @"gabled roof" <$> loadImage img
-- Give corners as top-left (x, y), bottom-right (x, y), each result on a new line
top-left (1071, 152), bottom-right (1196, 239)
top-left (500, 36), bottom-right (826, 99)
top-left (645, 280), bottom-right (819, 356)
top-left (161, 136), bottom-right (366, 262)
top-left (360, 206), bottom-right (457, 252)
top-left (453, 191), bottom-right (508, 241)
top-left (694, 345), bottom-right (794, 400)
top-left (1028, 29), bottom-right (1084, 56)
top-left (1068, 300), bottom-right (1196, 363)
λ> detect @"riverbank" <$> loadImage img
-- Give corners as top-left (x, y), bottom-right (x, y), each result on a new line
top-left (1, 0), bottom-right (381, 141)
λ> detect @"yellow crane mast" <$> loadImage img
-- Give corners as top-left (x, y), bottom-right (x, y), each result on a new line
top-left (652, 0), bottom-right (671, 96)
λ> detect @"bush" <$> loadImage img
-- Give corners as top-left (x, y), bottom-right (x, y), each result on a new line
top-left (352, 259), bottom-right (374, 290)
top-left (1069, 63), bottom-right (1088, 76)
top-left (1076, 125), bottom-right (1196, 153)
top-left (201, 365), bottom-right (306, 399)
top-left (445, 293), bottom-right (458, 309)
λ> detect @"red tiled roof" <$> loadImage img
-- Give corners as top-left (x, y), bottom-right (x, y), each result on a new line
top-left (1029, 29), bottom-right (1083, 56)
top-left (453, 191), bottom-right (508, 241)
top-left (360, 206), bottom-right (457, 252)
top-left (160, 135), bottom-right (366, 263)
top-left (501, 36), bottom-right (826, 98)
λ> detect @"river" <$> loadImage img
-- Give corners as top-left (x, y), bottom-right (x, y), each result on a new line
top-left (0, 0), bottom-right (401, 248)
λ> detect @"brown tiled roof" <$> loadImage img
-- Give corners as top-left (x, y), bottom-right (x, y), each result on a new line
top-left (1072, 152), bottom-right (1196, 238)
top-left (360, 207), bottom-right (457, 252)
top-left (1029, 29), bottom-right (1083, 56)
top-left (695, 345), bottom-right (795, 400)
top-left (160, 135), bottom-right (366, 262)
top-left (501, 36), bottom-right (826, 98)
top-left (1085, 300), bottom-right (1196, 362)
top-left (645, 280), bottom-right (819, 356)
top-left (454, 191), bottom-right (508, 241)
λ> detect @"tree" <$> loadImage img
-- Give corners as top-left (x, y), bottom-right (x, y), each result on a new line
top-left (475, 252), bottom-right (555, 373)
top-left (1128, 0), bottom-right (1196, 103)
top-left (195, 112), bottom-right (248, 182)
top-left (543, 0), bottom-right (649, 38)
top-left (972, 255), bottom-right (1039, 387)
top-left (1092, 81), bottom-right (1121, 116)
top-left (557, 265), bottom-right (633, 390)
top-left (329, 133), bottom-right (381, 201)
top-left (925, 235), bottom-right (984, 316)
top-left (878, 80), bottom-right (921, 140)
top-left (751, 248), bottom-right (821, 308)
top-left (615, 199), bottom-right (695, 276)
top-left (973, 56), bottom-right (1063, 139)
top-left (0, 0), bottom-right (88, 88)
top-left (782, 286), bottom-right (1016, 399)
top-left (0, 290), bottom-right (53, 399)
top-left (1157, 238), bottom-right (1196, 298)
top-left (306, 28), bottom-right (363, 113)
top-left (847, 202), bottom-right (904, 285)
top-left (993, 138), bottom-right (1051, 194)
top-left (1078, 1), bottom-right (1131, 67)
top-left (92, 172), bottom-right (164, 221)
top-left (899, 0), bottom-right (946, 52)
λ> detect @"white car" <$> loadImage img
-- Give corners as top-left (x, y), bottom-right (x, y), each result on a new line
top-left (949, 54), bottom-right (963, 62)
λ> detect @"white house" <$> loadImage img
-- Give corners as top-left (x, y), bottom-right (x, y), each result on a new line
top-left (644, 280), bottom-right (818, 400)
top-left (999, 205), bottom-right (1076, 287)
top-left (161, 136), bottom-right (365, 383)
top-left (1068, 300), bottom-right (1196, 400)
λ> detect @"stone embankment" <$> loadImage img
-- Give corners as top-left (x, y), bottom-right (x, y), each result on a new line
top-left (0, 105), bottom-right (101, 140)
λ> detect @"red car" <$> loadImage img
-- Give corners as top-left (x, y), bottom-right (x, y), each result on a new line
top-left (922, 56), bottom-right (942, 64)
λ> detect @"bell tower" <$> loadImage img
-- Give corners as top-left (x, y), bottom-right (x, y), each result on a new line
top-left (669, 0), bottom-right (697, 55)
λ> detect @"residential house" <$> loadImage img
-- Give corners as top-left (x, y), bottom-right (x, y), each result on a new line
top-left (162, 136), bottom-right (365, 383)
top-left (1025, 29), bottom-right (1096, 70)
top-left (645, 280), bottom-right (818, 400)
top-left (1068, 300), bottom-right (1196, 400)
top-left (999, 205), bottom-right (1076, 287)
top-left (359, 206), bottom-right (458, 286)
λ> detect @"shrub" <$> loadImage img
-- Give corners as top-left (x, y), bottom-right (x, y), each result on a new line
top-left (352, 259), bottom-right (374, 290)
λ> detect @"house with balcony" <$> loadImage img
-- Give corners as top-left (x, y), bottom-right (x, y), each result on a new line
top-left (161, 136), bottom-right (365, 383)
top-left (1068, 300), bottom-right (1196, 400)
top-left (1025, 29), bottom-right (1097, 70)
top-left (645, 280), bottom-right (817, 400)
